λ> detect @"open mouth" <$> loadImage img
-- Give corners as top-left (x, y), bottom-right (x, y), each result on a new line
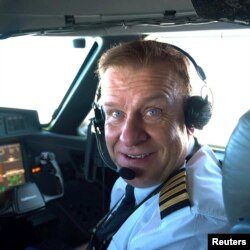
top-left (126, 153), bottom-right (150, 159)
top-left (117, 152), bottom-right (155, 167)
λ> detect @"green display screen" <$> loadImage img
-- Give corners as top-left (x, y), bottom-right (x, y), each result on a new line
top-left (0, 143), bottom-right (25, 193)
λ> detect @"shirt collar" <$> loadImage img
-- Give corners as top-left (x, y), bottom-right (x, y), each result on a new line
top-left (134, 183), bottom-right (161, 205)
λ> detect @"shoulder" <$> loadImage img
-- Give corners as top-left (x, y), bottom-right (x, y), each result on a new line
top-left (186, 144), bottom-right (222, 185)
top-left (159, 167), bottom-right (190, 219)
top-left (186, 145), bottom-right (226, 219)
top-left (159, 144), bottom-right (228, 220)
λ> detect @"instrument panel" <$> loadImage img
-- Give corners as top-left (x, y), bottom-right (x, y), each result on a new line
top-left (0, 107), bottom-right (64, 216)
top-left (0, 143), bottom-right (25, 194)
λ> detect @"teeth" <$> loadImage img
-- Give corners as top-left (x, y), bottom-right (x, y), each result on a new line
top-left (127, 154), bottom-right (148, 159)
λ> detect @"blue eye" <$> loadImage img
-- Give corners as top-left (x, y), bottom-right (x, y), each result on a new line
top-left (112, 110), bottom-right (123, 118)
top-left (146, 108), bottom-right (161, 117)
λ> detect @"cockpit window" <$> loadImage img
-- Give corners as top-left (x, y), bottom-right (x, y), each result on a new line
top-left (0, 36), bottom-right (95, 124)
top-left (147, 29), bottom-right (250, 148)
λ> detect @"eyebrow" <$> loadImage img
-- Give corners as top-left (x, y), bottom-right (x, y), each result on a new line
top-left (102, 94), bottom-right (170, 108)
top-left (142, 94), bottom-right (170, 103)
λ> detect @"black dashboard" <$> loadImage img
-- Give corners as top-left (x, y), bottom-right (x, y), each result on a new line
top-left (0, 107), bottom-right (64, 217)
top-left (0, 107), bottom-right (41, 137)
top-left (0, 107), bottom-right (117, 249)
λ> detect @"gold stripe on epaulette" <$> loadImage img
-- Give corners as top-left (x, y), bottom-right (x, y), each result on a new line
top-left (164, 170), bottom-right (185, 186)
top-left (160, 183), bottom-right (186, 203)
top-left (160, 192), bottom-right (189, 212)
top-left (160, 175), bottom-right (185, 195)
top-left (159, 168), bottom-right (190, 219)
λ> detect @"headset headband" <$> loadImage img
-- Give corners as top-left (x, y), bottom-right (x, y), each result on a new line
top-left (168, 43), bottom-right (206, 81)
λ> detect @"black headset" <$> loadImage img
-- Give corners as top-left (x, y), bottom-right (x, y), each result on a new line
top-left (169, 44), bottom-right (213, 130)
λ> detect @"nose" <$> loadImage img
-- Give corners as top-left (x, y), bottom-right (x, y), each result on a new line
top-left (120, 115), bottom-right (148, 147)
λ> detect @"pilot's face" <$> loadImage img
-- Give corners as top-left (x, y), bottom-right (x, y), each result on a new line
top-left (100, 65), bottom-right (191, 188)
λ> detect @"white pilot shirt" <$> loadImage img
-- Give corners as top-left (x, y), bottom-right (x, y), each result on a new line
top-left (107, 144), bottom-right (230, 250)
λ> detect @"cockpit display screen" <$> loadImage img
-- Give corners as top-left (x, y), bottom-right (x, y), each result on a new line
top-left (0, 143), bottom-right (25, 193)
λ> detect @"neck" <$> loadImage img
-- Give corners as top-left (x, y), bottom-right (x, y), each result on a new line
top-left (186, 136), bottom-right (201, 162)
top-left (187, 136), bottom-right (195, 156)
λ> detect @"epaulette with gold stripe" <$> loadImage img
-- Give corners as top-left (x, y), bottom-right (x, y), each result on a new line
top-left (159, 168), bottom-right (190, 219)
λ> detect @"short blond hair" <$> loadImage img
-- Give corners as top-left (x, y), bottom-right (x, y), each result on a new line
top-left (96, 40), bottom-right (192, 97)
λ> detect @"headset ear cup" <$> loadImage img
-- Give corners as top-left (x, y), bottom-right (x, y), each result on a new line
top-left (93, 104), bottom-right (105, 132)
top-left (185, 96), bottom-right (212, 129)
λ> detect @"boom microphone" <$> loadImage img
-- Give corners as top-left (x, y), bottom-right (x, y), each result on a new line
top-left (91, 113), bottom-right (136, 180)
top-left (118, 168), bottom-right (136, 180)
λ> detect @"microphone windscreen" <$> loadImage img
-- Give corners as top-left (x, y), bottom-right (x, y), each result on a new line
top-left (118, 168), bottom-right (136, 180)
